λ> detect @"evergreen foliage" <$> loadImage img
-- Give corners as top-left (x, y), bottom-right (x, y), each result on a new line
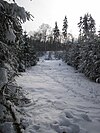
top-left (0, 1), bottom-right (37, 132)
top-left (64, 13), bottom-right (100, 82)
top-left (62, 16), bottom-right (68, 43)
top-left (78, 13), bottom-right (96, 41)
top-left (53, 22), bottom-right (60, 42)
top-left (0, 0), bottom-right (37, 72)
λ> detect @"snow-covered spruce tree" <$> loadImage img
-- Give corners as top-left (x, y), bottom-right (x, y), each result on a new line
top-left (53, 21), bottom-right (60, 51)
top-left (53, 22), bottom-right (60, 43)
top-left (62, 16), bottom-right (68, 43)
top-left (66, 43), bottom-right (80, 69)
top-left (0, 0), bottom-right (34, 72)
top-left (77, 13), bottom-right (99, 81)
top-left (0, 1), bottom-right (35, 132)
top-left (78, 14), bottom-right (100, 82)
top-left (64, 13), bottom-right (100, 82)
top-left (20, 31), bottom-right (37, 68)
top-left (78, 16), bottom-right (83, 43)
top-left (78, 13), bottom-right (96, 42)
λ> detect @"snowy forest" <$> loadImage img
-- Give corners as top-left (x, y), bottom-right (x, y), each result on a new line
top-left (0, 0), bottom-right (100, 133)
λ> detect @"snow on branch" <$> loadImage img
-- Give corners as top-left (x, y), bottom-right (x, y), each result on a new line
top-left (8, 2), bottom-right (34, 23)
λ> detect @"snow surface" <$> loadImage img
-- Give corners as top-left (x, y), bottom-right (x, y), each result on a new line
top-left (16, 57), bottom-right (100, 133)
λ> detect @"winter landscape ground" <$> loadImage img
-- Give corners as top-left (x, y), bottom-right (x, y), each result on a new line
top-left (16, 56), bottom-right (100, 133)
top-left (1, 1), bottom-right (100, 133)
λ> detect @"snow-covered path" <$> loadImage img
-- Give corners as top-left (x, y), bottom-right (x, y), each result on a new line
top-left (16, 59), bottom-right (100, 133)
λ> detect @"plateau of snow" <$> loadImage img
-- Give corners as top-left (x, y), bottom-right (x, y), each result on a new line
top-left (16, 57), bottom-right (100, 133)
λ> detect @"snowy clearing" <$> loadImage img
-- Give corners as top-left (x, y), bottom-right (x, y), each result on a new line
top-left (16, 58), bottom-right (100, 133)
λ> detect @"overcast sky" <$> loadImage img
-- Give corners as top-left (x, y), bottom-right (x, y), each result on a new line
top-left (16, 0), bottom-right (100, 37)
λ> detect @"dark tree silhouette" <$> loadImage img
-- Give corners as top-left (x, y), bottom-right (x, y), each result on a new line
top-left (62, 16), bottom-right (68, 43)
top-left (53, 22), bottom-right (60, 43)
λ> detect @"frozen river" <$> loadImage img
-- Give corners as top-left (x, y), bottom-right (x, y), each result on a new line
top-left (16, 59), bottom-right (100, 133)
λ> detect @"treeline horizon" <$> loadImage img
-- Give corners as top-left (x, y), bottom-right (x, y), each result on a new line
top-left (24, 13), bottom-right (99, 52)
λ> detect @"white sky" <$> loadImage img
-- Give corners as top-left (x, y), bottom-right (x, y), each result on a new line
top-left (16, 0), bottom-right (100, 37)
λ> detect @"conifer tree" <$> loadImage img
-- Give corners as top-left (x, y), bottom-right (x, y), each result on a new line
top-left (89, 14), bottom-right (96, 39)
top-left (0, 1), bottom-right (36, 132)
top-left (78, 16), bottom-right (83, 42)
top-left (53, 22), bottom-right (60, 42)
top-left (0, 0), bottom-right (33, 69)
top-left (78, 13), bottom-right (96, 41)
top-left (62, 16), bottom-right (68, 43)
